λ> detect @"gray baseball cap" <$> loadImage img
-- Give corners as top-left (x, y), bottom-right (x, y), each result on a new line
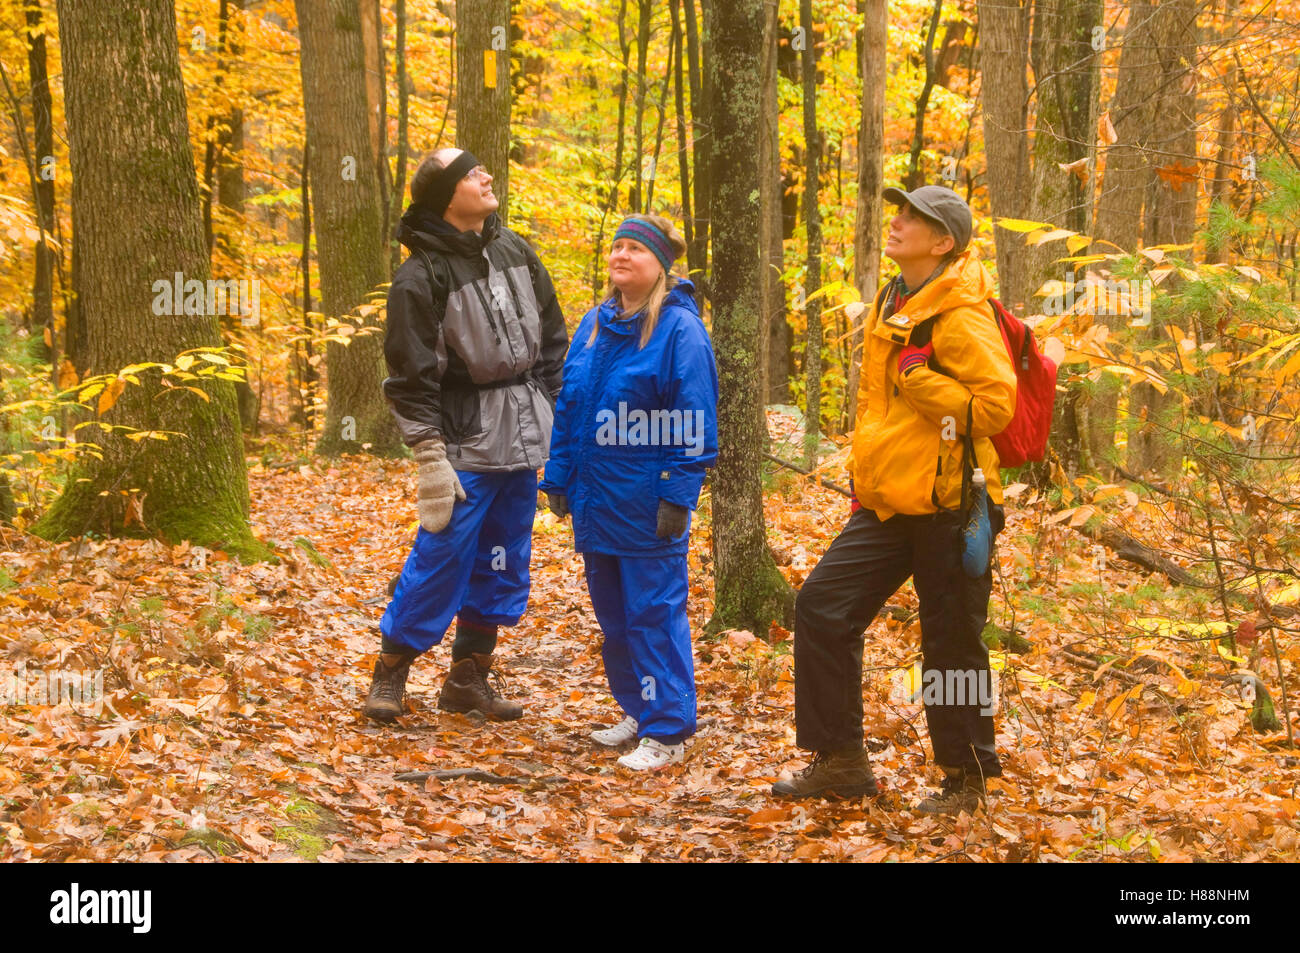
top-left (882, 184), bottom-right (972, 253)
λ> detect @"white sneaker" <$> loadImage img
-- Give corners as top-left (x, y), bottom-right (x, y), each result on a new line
top-left (591, 715), bottom-right (639, 747)
top-left (617, 737), bottom-right (685, 771)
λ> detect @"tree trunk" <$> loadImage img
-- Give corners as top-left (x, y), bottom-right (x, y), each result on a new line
top-left (671, 0), bottom-right (695, 279)
top-left (978, 0), bottom-right (1031, 309)
top-left (361, 0), bottom-right (387, 244)
top-left (25, 0), bottom-right (56, 369)
top-left (630, 0), bottom-right (651, 214)
top-left (799, 0), bottom-right (822, 463)
top-left (850, 0), bottom-right (886, 427)
top-left (904, 0), bottom-right (945, 191)
top-left (296, 143), bottom-right (318, 431)
top-left (391, 0), bottom-right (410, 272)
top-left (37, 0), bottom-right (262, 559)
top-left (592, 0), bottom-right (631, 300)
top-left (1026, 0), bottom-right (1100, 287)
top-left (706, 0), bottom-right (795, 635)
top-left (685, 0), bottom-right (711, 301)
top-left (210, 0), bottom-right (257, 432)
top-left (1127, 0), bottom-right (1198, 475)
top-left (296, 0), bottom-right (399, 457)
top-left (456, 0), bottom-right (511, 223)
top-left (1027, 0), bottom-right (1102, 478)
top-left (760, 0), bottom-right (790, 404)
top-left (645, 13), bottom-right (676, 212)
top-left (1088, 0), bottom-right (1163, 472)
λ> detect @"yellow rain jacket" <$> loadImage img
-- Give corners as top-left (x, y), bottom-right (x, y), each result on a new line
top-left (849, 249), bottom-right (1017, 520)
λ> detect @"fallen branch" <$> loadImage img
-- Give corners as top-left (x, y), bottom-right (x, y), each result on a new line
top-left (764, 453), bottom-right (853, 497)
top-left (1069, 521), bottom-right (1211, 588)
top-left (395, 768), bottom-right (566, 786)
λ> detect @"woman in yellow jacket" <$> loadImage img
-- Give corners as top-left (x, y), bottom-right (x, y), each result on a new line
top-left (772, 185), bottom-right (1016, 814)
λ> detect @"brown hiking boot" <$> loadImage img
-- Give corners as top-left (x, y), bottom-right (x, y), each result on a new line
top-left (915, 768), bottom-right (986, 815)
top-left (363, 653), bottom-right (414, 723)
top-left (438, 653), bottom-right (523, 721)
top-left (771, 748), bottom-right (879, 799)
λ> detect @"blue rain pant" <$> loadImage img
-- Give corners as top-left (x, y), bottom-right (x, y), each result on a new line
top-left (381, 469), bottom-right (537, 654)
top-left (582, 551), bottom-right (696, 744)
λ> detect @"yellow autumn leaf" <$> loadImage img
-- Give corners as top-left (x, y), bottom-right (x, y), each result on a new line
top-left (1028, 228), bottom-right (1076, 247)
top-left (997, 217), bottom-right (1054, 233)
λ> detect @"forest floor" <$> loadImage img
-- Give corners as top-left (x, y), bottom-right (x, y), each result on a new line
top-left (2, 415), bottom-right (1299, 862)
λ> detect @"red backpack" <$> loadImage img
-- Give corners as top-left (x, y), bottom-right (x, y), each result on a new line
top-left (911, 295), bottom-right (1057, 468)
top-left (986, 298), bottom-right (1056, 467)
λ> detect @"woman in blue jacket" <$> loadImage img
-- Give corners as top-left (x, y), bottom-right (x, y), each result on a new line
top-left (540, 215), bottom-right (718, 771)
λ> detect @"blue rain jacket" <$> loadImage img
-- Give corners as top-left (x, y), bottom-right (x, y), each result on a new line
top-left (541, 279), bottom-right (718, 556)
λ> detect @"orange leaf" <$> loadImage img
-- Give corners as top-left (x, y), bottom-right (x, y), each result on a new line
top-left (97, 377), bottom-right (127, 415)
top-left (1155, 161), bottom-right (1198, 191)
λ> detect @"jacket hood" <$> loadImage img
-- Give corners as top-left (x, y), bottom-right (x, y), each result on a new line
top-left (397, 204), bottom-right (502, 258)
top-left (893, 248), bottom-right (994, 322)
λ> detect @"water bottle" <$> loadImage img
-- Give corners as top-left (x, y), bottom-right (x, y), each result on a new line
top-left (962, 467), bottom-right (992, 578)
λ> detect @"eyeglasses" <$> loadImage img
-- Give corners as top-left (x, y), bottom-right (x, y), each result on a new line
top-left (465, 166), bottom-right (489, 182)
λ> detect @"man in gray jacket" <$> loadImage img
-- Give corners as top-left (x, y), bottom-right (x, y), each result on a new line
top-left (364, 147), bottom-right (568, 723)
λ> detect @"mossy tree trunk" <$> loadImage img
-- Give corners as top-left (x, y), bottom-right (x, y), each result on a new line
top-left (706, 0), bottom-right (795, 636)
top-left (37, 0), bottom-right (262, 560)
top-left (296, 0), bottom-right (400, 457)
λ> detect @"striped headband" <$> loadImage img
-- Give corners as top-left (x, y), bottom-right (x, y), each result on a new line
top-left (613, 217), bottom-right (677, 274)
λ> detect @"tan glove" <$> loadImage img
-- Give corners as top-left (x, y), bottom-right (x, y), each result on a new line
top-left (412, 437), bottom-right (465, 534)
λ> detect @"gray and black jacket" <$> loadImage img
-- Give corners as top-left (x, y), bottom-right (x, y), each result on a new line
top-left (383, 207), bottom-right (568, 471)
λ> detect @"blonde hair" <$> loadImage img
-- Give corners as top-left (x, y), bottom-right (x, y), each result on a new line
top-left (591, 214), bottom-right (688, 348)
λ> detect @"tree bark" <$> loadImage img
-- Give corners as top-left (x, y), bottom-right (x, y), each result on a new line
top-left (1087, 0), bottom-right (1169, 473)
top-left (978, 0), bottom-right (1031, 309)
top-left (591, 0), bottom-right (632, 300)
top-left (850, 0), bottom-right (886, 426)
top-left (456, 0), bottom-right (511, 223)
top-left (904, 0), bottom-right (945, 191)
top-left (685, 0), bottom-right (711, 301)
top-left (1027, 0), bottom-right (1102, 478)
top-left (760, 0), bottom-right (790, 404)
top-left (1128, 0), bottom-right (1198, 475)
top-left (671, 0), bottom-right (695, 277)
top-left (645, 12), bottom-right (676, 212)
top-left (799, 0), bottom-right (823, 464)
top-left (391, 0), bottom-right (410, 272)
top-left (37, 0), bottom-right (261, 559)
top-left (630, 0), bottom-right (651, 214)
top-left (296, 0), bottom-right (399, 457)
top-left (361, 0), bottom-right (388, 260)
top-left (706, 0), bottom-right (795, 634)
top-left (25, 0), bottom-right (56, 368)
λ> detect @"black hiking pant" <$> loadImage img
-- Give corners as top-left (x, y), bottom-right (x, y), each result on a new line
top-left (793, 505), bottom-right (1004, 776)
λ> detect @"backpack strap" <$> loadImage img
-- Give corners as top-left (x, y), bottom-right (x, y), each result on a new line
top-left (413, 246), bottom-right (452, 306)
top-left (959, 397), bottom-right (976, 522)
